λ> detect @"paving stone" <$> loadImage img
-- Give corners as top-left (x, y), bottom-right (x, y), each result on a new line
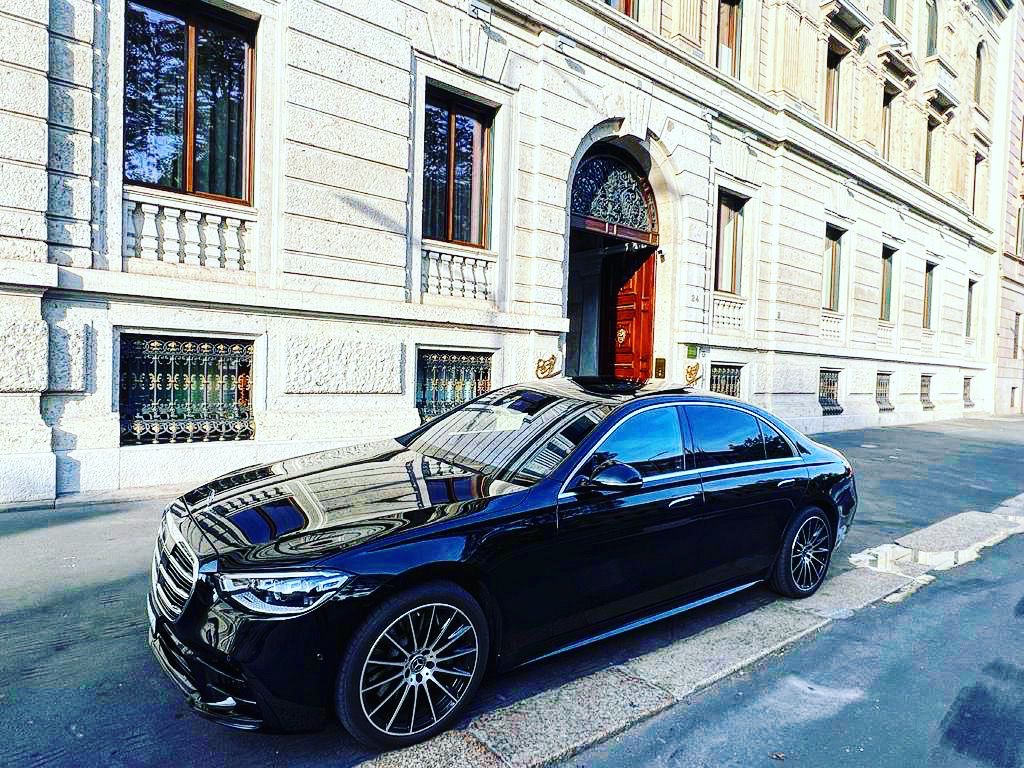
top-left (468, 666), bottom-right (672, 767)
top-left (786, 567), bottom-right (912, 619)
top-left (356, 730), bottom-right (503, 768)
top-left (895, 511), bottom-right (1024, 554)
top-left (624, 602), bottom-right (828, 699)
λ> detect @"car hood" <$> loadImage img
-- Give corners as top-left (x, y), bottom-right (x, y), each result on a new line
top-left (175, 440), bottom-right (528, 568)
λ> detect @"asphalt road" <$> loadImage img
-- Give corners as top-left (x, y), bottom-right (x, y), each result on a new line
top-left (1, 416), bottom-right (1023, 767)
top-left (564, 529), bottom-right (1024, 768)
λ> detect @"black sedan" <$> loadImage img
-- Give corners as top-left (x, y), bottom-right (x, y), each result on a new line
top-left (147, 378), bottom-right (857, 749)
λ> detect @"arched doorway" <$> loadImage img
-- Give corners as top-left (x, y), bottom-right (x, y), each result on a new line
top-left (565, 146), bottom-right (659, 380)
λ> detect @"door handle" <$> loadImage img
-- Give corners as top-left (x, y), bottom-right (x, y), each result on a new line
top-left (669, 494), bottom-right (698, 508)
top-left (777, 479), bottom-right (797, 488)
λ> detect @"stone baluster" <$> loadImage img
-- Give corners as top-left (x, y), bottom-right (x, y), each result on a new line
top-left (236, 220), bottom-right (248, 270)
top-left (222, 218), bottom-right (241, 270)
top-left (439, 252), bottom-right (454, 296)
top-left (456, 255), bottom-right (468, 297)
top-left (160, 207), bottom-right (182, 264)
top-left (201, 214), bottom-right (223, 268)
top-left (138, 203), bottom-right (161, 261)
top-left (182, 211), bottom-right (202, 266)
top-left (123, 200), bottom-right (139, 259)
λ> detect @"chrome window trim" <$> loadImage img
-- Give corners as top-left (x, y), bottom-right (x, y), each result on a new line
top-left (556, 402), bottom-right (687, 500)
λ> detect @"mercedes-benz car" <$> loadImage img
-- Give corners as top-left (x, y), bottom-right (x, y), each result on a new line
top-left (147, 378), bottom-right (857, 749)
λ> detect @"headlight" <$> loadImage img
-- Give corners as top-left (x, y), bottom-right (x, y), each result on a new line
top-left (214, 570), bottom-right (351, 616)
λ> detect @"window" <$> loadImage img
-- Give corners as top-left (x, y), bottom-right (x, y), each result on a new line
top-left (881, 247), bottom-right (895, 322)
top-left (824, 44), bottom-right (845, 130)
top-left (966, 279), bottom-right (977, 338)
top-left (1014, 312), bottom-right (1021, 359)
top-left (710, 364), bottom-right (743, 398)
top-left (124, 2), bottom-right (254, 202)
top-left (422, 87), bottom-right (494, 247)
top-left (881, 89), bottom-right (896, 161)
top-left (1012, 387), bottom-right (1018, 409)
top-left (517, 407), bottom-right (609, 484)
top-left (415, 350), bottom-right (492, 421)
top-left (819, 369), bottom-right (843, 416)
top-left (924, 118), bottom-right (938, 185)
top-left (920, 374), bottom-right (934, 409)
top-left (876, 373), bottom-right (895, 412)
top-left (761, 421), bottom-right (795, 459)
top-left (974, 43), bottom-right (984, 103)
top-left (972, 154), bottom-right (983, 215)
top-left (884, 0), bottom-right (897, 22)
top-left (715, 191), bottom-right (746, 293)
top-left (1017, 207), bottom-right (1024, 256)
top-left (119, 334), bottom-right (254, 445)
top-left (688, 405), bottom-right (768, 467)
top-left (589, 407), bottom-right (684, 477)
top-left (602, 0), bottom-right (639, 19)
top-left (925, 0), bottom-right (938, 57)
top-left (963, 377), bottom-right (974, 408)
top-left (823, 226), bottom-right (844, 312)
top-left (923, 261), bottom-right (937, 330)
top-left (717, 0), bottom-right (742, 78)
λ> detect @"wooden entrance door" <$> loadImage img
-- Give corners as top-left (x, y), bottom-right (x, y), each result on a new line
top-left (602, 247), bottom-right (656, 380)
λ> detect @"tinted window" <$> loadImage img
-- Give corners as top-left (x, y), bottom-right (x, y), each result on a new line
top-left (516, 408), bottom-right (608, 484)
top-left (587, 407), bottom-right (684, 477)
top-left (761, 421), bottom-right (794, 459)
top-left (688, 405), bottom-right (766, 467)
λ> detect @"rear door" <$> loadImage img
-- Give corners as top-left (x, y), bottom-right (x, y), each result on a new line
top-left (684, 404), bottom-right (809, 590)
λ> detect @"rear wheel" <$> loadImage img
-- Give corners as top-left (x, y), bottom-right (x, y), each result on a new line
top-left (768, 508), bottom-right (833, 598)
top-left (336, 581), bottom-right (489, 750)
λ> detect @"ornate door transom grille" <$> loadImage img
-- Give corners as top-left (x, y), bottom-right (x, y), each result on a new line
top-left (119, 334), bottom-right (255, 445)
top-left (570, 153), bottom-right (659, 244)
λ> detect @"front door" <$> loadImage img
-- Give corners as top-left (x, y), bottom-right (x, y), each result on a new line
top-left (604, 248), bottom-right (656, 379)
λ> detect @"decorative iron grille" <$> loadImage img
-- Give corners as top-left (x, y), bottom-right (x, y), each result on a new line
top-left (818, 369), bottom-right (843, 416)
top-left (570, 155), bottom-right (658, 236)
top-left (875, 373), bottom-right (894, 412)
top-left (920, 374), bottom-right (935, 410)
top-left (709, 364), bottom-right (742, 398)
top-left (963, 377), bottom-right (974, 408)
top-left (415, 350), bottom-right (492, 422)
top-left (119, 334), bottom-right (255, 445)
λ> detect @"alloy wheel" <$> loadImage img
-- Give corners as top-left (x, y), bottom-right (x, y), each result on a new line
top-left (790, 516), bottom-right (830, 592)
top-left (358, 602), bottom-right (479, 736)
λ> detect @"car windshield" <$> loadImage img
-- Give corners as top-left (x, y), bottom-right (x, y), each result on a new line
top-left (399, 387), bottom-right (612, 485)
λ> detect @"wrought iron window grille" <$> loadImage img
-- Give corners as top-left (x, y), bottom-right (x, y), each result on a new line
top-left (963, 377), bottom-right (974, 408)
top-left (875, 373), bottom-right (895, 412)
top-left (119, 334), bottom-right (255, 445)
top-left (920, 375), bottom-right (935, 410)
top-left (818, 369), bottom-right (843, 416)
top-left (709, 364), bottom-right (742, 398)
top-left (416, 350), bottom-right (493, 422)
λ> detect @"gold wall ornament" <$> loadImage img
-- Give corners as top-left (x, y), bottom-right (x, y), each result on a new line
top-left (684, 362), bottom-right (701, 386)
top-left (535, 354), bottom-right (559, 379)
top-left (616, 327), bottom-right (627, 345)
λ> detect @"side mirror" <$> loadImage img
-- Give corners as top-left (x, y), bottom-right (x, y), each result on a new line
top-left (579, 461), bottom-right (643, 492)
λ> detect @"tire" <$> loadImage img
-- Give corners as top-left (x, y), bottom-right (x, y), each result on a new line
top-left (768, 507), bottom-right (833, 599)
top-left (336, 581), bottom-right (490, 750)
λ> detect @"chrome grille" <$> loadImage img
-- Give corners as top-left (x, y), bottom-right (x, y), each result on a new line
top-left (151, 511), bottom-right (199, 621)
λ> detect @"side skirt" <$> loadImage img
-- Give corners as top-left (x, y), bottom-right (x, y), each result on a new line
top-left (520, 580), bottom-right (762, 667)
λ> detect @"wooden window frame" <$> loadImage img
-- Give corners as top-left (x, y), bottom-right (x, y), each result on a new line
top-left (924, 118), bottom-right (938, 185)
top-left (715, 191), bottom-right (746, 294)
top-left (923, 261), bottom-right (936, 330)
top-left (716, 0), bottom-right (743, 79)
top-left (880, 246), bottom-right (894, 322)
top-left (925, 0), bottom-right (938, 57)
top-left (881, 88), bottom-right (896, 161)
top-left (123, 0), bottom-right (257, 206)
top-left (824, 43), bottom-right (845, 130)
top-left (823, 225), bottom-right (843, 312)
top-left (423, 86), bottom-right (494, 249)
top-left (966, 279), bottom-right (977, 338)
top-left (604, 0), bottom-right (640, 20)
top-left (883, 0), bottom-right (897, 22)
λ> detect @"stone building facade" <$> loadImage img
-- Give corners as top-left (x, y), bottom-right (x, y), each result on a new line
top-left (0, 0), bottom-right (1018, 503)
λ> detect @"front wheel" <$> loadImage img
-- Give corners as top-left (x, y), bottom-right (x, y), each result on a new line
top-left (768, 508), bottom-right (833, 598)
top-left (336, 581), bottom-right (489, 750)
